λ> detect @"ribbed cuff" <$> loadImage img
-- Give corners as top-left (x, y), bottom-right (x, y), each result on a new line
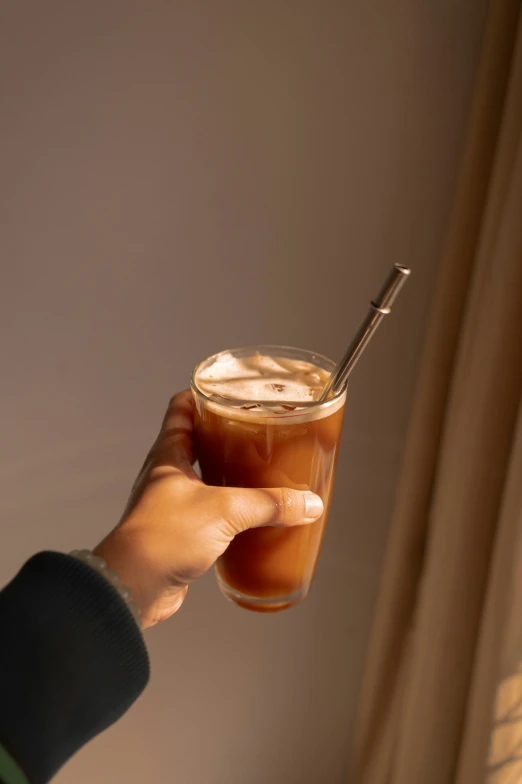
top-left (0, 552), bottom-right (150, 784)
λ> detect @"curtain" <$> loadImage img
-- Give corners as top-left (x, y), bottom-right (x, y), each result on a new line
top-left (352, 1), bottom-right (522, 782)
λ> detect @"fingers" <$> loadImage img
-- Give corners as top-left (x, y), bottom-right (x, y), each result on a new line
top-left (161, 390), bottom-right (194, 443)
top-left (154, 390), bottom-right (197, 474)
top-left (217, 486), bottom-right (324, 535)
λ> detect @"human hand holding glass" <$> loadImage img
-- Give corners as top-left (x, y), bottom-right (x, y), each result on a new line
top-left (94, 390), bottom-right (324, 628)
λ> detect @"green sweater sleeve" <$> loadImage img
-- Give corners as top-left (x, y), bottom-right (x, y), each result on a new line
top-left (0, 743), bottom-right (30, 784)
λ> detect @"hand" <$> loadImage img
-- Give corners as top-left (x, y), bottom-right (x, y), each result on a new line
top-left (94, 391), bottom-right (324, 628)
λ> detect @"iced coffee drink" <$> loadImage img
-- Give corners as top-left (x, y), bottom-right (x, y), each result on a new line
top-left (191, 346), bottom-right (346, 612)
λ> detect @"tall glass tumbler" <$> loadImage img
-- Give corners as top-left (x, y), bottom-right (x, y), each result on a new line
top-left (191, 345), bottom-right (346, 612)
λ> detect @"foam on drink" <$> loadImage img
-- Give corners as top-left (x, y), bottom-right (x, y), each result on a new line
top-left (194, 350), bottom-right (344, 422)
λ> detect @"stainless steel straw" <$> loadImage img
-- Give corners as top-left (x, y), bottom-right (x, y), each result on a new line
top-left (319, 264), bottom-right (411, 401)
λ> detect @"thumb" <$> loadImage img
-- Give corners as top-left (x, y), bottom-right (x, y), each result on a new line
top-left (218, 486), bottom-right (324, 534)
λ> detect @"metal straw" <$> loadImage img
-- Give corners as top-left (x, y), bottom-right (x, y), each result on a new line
top-left (319, 264), bottom-right (411, 401)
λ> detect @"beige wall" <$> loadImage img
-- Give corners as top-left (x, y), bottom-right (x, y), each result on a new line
top-left (0, 2), bottom-right (486, 782)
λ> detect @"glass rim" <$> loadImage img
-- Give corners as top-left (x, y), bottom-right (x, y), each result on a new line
top-left (190, 344), bottom-right (346, 418)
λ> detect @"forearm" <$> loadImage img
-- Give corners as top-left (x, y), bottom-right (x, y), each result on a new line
top-left (0, 552), bottom-right (149, 784)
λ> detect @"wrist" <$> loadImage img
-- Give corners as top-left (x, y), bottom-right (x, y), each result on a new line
top-left (70, 548), bottom-right (142, 628)
top-left (94, 526), bottom-right (185, 629)
top-left (93, 530), bottom-right (155, 627)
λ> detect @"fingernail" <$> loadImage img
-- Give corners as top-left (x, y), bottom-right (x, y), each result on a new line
top-left (304, 491), bottom-right (324, 522)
